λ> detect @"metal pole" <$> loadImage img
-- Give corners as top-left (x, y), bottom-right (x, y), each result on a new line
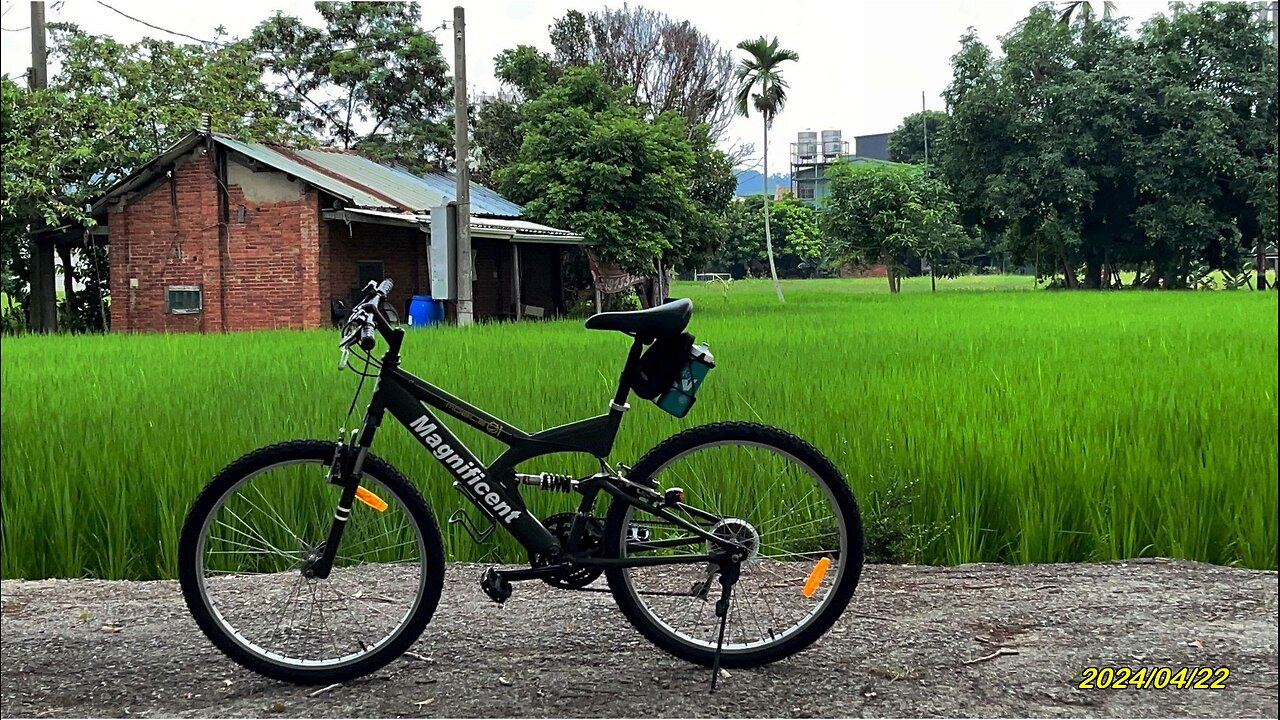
top-left (923, 91), bottom-right (936, 292)
top-left (453, 6), bottom-right (474, 325)
top-left (921, 90), bottom-right (929, 167)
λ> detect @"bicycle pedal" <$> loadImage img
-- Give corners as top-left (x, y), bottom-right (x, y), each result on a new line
top-left (480, 567), bottom-right (512, 605)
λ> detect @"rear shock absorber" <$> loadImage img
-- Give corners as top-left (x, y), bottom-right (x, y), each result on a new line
top-left (516, 472), bottom-right (577, 493)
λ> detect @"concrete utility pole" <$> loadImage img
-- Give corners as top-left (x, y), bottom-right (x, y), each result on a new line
top-left (452, 6), bottom-right (474, 325)
top-left (923, 90), bottom-right (936, 293)
top-left (28, 1), bottom-right (56, 333)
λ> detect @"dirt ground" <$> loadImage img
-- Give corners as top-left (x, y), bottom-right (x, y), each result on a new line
top-left (1, 558), bottom-right (1276, 718)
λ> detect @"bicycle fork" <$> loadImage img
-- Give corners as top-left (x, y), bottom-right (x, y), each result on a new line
top-left (305, 405), bottom-right (386, 580)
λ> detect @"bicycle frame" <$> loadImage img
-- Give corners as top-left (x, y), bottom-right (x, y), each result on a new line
top-left (307, 327), bottom-right (747, 580)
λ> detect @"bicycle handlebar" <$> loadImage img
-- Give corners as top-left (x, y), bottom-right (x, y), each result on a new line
top-left (340, 278), bottom-right (395, 353)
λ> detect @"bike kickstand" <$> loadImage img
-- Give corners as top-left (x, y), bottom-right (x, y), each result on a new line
top-left (708, 558), bottom-right (741, 694)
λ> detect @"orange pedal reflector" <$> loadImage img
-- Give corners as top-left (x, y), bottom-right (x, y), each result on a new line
top-left (354, 485), bottom-right (388, 512)
top-left (802, 557), bottom-right (831, 598)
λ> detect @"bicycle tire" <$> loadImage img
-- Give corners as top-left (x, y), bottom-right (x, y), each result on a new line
top-left (177, 440), bottom-right (446, 685)
top-left (602, 421), bottom-right (864, 668)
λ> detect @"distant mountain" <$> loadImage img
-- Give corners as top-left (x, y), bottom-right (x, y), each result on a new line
top-left (734, 169), bottom-right (791, 197)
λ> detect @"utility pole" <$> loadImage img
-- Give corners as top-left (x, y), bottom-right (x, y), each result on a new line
top-left (921, 90), bottom-right (929, 167)
top-left (28, 1), bottom-right (56, 333)
top-left (452, 6), bottom-right (474, 325)
top-left (923, 90), bottom-right (936, 293)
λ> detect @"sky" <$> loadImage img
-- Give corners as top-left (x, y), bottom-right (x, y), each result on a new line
top-left (1, 0), bottom-right (1186, 169)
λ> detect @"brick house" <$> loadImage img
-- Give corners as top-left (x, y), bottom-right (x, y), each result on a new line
top-left (72, 130), bottom-right (588, 333)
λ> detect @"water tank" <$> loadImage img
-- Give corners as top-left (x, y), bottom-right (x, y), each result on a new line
top-left (407, 295), bottom-right (445, 327)
top-left (821, 129), bottom-right (843, 158)
top-left (797, 130), bottom-right (818, 160)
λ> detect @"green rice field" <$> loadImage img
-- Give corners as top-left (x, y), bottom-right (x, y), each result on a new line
top-left (1, 277), bottom-right (1276, 580)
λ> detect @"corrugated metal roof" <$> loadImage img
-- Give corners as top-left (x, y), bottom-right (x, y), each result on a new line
top-left (471, 216), bottom-right (582, 240)
top-left (214, 135), bottom-right (398, 210)
top-left (329, 207), bottom-right (588, 244)
top-left (416, 169), bottom-right (526, 217)
top-left (213, 134), bottom-right (525, 218)
top-left (287, 147), bottom-right (446, 212)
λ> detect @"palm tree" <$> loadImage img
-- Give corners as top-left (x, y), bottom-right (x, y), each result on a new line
top-left (1057, 0), bottom-right (1116, 24)
top-left (735, 36), bottom-right (799, 304)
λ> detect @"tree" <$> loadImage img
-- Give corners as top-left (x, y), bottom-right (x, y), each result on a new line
top-left (547, 7), bottom-right (736, 144)
top-left (888, 110), bottom-right (951, 165)
top-left (1057, 1), bottom-right (1116, 25)
top-left (940, 3), bottom-right (1276, 289)
top-left (495, 66), bottom-right (715, 278)
top-left (249, 1), bottom-right (453, 172)
top-left (823, 162), bottom-right (968, 293)
top-left (734, 36), bottom-right (799, 304)
top-left (471, 45), bottom-right (560, 187)
top-left (1, 24), bottom-right (294, 332)
top-left (716, 195), bottom-right (829, 278)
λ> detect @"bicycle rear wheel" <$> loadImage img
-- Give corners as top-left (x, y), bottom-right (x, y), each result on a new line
top-left (177, 440), bottom-right (445, 685)
top-left (603, 421), bottom-right (864, 668)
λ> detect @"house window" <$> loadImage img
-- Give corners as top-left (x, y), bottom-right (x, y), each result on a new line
top-left (357, 260), bottom-right (385, 289)
top-left (166, 286), bottom-right (202, 314)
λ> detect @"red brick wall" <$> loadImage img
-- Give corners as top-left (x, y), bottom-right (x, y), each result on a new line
top-left (221, 166), bottom-right (323, 331)
top-left (108, 152), bottom-right (222, 333)
top-left (323, 222), bottom-right (428, 320)
top-left (109, 148), bottom-right (326, 332)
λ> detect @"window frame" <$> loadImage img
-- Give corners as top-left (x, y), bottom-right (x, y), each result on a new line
top-left (356, 260), bottom-right (386, 289)
top-left (166, 285), bottom-right (203, 315)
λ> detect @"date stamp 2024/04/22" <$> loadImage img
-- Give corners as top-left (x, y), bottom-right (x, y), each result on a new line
top-left (1078, 666), bottom-right (1230, 690)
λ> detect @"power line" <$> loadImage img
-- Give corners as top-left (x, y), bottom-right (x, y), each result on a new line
top-left (96, 1), bottom-right (216, 45)
top-left (2, 25), bottom-right (29, 32)
top-left (96, 0), bottom-right (449, 52)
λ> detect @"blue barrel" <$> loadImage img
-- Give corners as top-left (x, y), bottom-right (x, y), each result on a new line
top-left (407, 295), bottom-right (444, 327)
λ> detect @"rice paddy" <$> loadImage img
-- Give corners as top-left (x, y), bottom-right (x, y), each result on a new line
top-left (1, 276), bottom-right (1275, 580)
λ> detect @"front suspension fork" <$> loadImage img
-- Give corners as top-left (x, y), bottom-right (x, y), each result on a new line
top-left (307, 408), bottom-right (382, 579)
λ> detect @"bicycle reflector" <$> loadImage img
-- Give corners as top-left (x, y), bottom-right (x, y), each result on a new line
top-left (802, 557), bottom-right (831, 598)
top-left (355, 485), bottom-right (389, 512)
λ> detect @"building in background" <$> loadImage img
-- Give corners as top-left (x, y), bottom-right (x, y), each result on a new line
top-left (37, 130), bottom-right (589, 333)
top-left (789, 129), bottom-right (850, 204)
top-left (853, 132), bottom-right (891, 161)
top-left (789, 129), bottom-right (900, 206)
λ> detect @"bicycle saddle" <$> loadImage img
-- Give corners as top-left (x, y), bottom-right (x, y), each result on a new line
top-left (585, 298), bottom-right (692, 337)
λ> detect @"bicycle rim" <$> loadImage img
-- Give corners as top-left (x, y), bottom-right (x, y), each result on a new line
top-left (617, 440), bottom-right (850, 655)
top-left (193, 458), bottom-right (429, 672)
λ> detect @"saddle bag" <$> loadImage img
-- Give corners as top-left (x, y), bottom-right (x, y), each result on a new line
top-left (632, 332), bottom-right (716, 418)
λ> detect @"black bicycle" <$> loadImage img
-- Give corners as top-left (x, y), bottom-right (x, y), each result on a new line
top-left (177, 279), bottom-right (864, 690)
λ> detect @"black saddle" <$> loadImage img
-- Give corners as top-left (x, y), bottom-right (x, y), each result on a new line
top-left (585, 298), bottom-right (692, 338)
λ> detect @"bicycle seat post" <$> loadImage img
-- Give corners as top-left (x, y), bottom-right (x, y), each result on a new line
top-left (610, 335), bottom-right (646, 413)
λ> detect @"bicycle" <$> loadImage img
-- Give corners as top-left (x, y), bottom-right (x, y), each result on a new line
top-left (177, 278), bottom-right (865, 691)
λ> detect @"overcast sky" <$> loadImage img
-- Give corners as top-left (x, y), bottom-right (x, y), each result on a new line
top-left (1, 0), bottom-right (1184, 169)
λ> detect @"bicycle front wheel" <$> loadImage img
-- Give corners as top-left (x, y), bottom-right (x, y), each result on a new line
top-left (603, 421), bottom-right (864, 668)
top-left (177, 440), bottom-right (445, 685)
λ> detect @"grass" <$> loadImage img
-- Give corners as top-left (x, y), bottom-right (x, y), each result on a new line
top-left (1, 276), bottom-right (1276, 580)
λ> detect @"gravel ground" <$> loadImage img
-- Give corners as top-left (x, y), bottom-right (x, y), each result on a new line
top-left (1, 558), bottom-right (1276, 718)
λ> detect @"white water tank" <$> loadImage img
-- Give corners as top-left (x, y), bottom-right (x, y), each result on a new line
top-left (797, 131), bottom-right (818, 160)
top-left (821, 129), bottom-right (843, 157)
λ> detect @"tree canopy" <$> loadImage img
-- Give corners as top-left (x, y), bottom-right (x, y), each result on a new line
top-left (888, 110), bottom-right (951, 165)
top-left (822, 161), bottom-right (969, 293)
top-left (249, 1), bottom-right (454, 172)
top-left (494, 66), bottom-right (727, 275)
top-left (938, 2), bottom-right (1278, 288)
top-left (1, 23), bottom-right (294, 330)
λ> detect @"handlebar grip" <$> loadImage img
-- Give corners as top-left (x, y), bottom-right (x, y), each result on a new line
top-left (375, 279), bottom-right (394, 299)
top-left (358, 322), bottom-right (376, 352)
